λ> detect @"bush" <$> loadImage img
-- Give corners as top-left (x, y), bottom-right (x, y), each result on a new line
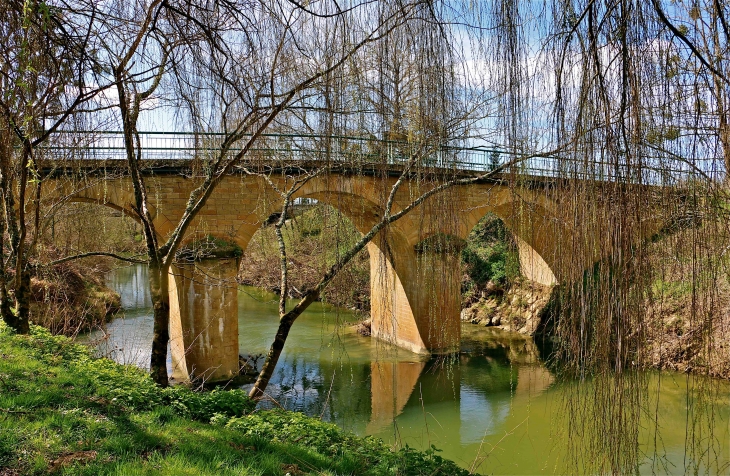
top-left (462, 214), bottom-right (520, 289)
top-left (162, 386), bottom-right (255, 421)
top-left (227, 410), bottom-right (471, 475)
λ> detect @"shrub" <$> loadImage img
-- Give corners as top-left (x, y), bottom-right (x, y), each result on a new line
top-left (162, 386), bottom-right (255, 421)
top-left (462, 214), bottom-right (520, 289)
top-left (227, 410), bottom-right (471, 475)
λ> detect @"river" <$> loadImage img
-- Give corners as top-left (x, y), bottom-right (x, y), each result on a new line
top-left (85, 264), bottom-right (730, 474)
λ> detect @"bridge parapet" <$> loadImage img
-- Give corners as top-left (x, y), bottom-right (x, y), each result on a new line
top-left (38, 130), bottom-right (706, 183)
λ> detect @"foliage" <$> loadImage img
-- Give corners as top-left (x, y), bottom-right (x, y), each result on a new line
top-left (226, 411), bottom-right (471, 476)
top-left (0, 323), bottom-right (473, 475)
top-left (461, 214), bottom-right (520, 291)
top-left (162, 386), bottom-right (255, 421)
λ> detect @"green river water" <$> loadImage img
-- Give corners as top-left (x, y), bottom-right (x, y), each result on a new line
top-left (87, 265), bottom-right (730, 474)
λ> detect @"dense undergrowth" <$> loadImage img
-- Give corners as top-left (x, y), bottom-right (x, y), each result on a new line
top-left (29, 256), bottom-right (121, 336)
top-left (0, 324), bottom-right (472, 475)
top-left (460, 213), bottom-right (521, 304)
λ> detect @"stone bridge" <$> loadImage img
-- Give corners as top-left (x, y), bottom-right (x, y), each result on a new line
top-left (40, 135), bottom-right (672, 382)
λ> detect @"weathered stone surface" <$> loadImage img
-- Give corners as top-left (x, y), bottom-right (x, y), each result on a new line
top-left (169, 258), bottom-right (240, 382)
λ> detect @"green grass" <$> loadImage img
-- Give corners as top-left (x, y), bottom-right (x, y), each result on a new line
top-left (651, 278), bottom-right (693, 299)
top-left (0, 324), bottom-right (471, 475)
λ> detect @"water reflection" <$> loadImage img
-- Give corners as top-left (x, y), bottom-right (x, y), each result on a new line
top-left (86, 264), bottom-right (730, 474)
top-left (84, 265), bottom-right (155, 369)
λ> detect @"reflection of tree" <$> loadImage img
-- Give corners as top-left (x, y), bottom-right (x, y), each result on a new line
top-left (459, 355), bottom-right (517, 394)
top-left (262, 356), bottom-right (372, 433)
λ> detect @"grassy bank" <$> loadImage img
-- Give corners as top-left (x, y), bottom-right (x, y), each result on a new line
top-left (0, 324), bottom-right (471, 475)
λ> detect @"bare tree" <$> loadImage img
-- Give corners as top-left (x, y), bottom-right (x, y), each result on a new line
top-left (88, 0), bottom-right (433, 386)
top-left (245, 4), bottom-right (551, 397)
top-left (0, 0), bottom-right (106, 333)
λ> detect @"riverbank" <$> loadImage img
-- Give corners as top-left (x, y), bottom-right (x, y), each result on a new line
top-left (460, 278), bottom-right (553, 335)
top-left (30, 202), bottom-right (147, 337)
top-left (30, 258), bottom-right (122, 337)
top-left (0, 323), bottom-right (472, 475)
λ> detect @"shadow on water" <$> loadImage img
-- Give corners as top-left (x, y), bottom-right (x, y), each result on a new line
top-left (83, 264), bottom-right (730, 474)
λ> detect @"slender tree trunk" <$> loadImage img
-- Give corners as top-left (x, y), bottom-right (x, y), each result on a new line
top-left (0, 128), bottom-right (15, 329)
top-left (719, 115), bottom-right (730, 179)
top-left (8, 146), bottom-right (31, 334)
top-left (13, 269), bottom-right (30, 334)
top-left (149, 262), bottom-right (170, 387)
top-left (0, 212), bottom-right (12, 326)
top-left (249, 291), bottom-right (319, 399)
top-left (275, 205), bottom-right (289, 316)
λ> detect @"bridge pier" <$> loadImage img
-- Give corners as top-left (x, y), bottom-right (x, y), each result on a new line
top-left (168, 257), bottom-right (240, 382)
top-left (369, 242), bottom-right (461, 354)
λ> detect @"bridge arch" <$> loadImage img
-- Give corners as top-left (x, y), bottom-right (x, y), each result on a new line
top-left (58, 178), bottom-right (177, 241)
top-left (455, 189), bottom-right (564, 287)
top-left (290, 188), bottom-right (433, 354)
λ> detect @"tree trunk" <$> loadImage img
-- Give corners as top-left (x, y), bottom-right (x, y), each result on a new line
top-left (0, 278), bottom-right (13, 330)
top-left (13, 268), bottom-right (31, 334)
top-left (719, 116), bottom-right (730, 179)
top-left (249, 316), bottom-right (295, 400)
top-left (0, 198), bottom-right (14, 329)
top-left (149, 262), bottom-right (170, 387)
top-left (249, 291), bottom-right (319, 399)
top-left (0, 123), bottom-right (25, 334)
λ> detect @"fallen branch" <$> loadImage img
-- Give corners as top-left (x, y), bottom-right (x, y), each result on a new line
top-left (38, 252), bottom-right (149, 267)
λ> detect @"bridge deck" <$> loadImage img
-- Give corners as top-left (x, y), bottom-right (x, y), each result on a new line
top-left (36, 131), bottom-right (707, 184)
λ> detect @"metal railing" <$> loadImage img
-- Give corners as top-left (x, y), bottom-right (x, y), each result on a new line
top-left (37, 130), bottom-right (722, 185)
